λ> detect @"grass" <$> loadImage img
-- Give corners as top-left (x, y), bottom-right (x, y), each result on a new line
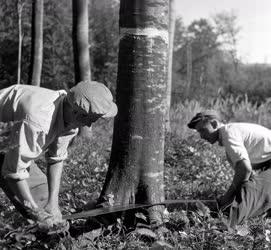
top-left (1, 95), bottom-right (271, 249)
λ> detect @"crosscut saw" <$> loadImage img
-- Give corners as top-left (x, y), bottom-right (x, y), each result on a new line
top-left (63, 199), bottom-right (217, 220)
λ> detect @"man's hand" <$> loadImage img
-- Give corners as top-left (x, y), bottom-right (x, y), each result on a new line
top-left (27, 206), bottom-right (69, 234)
top-left (217, 159), bottom-right (252, 210)
top-left (25, 206), bottom-right (52, 222)
top-left (217, 194), bottom-right (233, 210)
top-left (44, 203), bottom-right (62, 222)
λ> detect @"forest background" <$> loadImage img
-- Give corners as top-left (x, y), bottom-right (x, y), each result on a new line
top-left (1, 0), bottom-right (271, 105)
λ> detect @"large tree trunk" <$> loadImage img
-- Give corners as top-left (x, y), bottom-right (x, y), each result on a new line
top-left (28, 0), bottom-right (43, 86)
top-left (99, 0), bottom-right (169, 225)
top-left (72, 0), bottom-right (92, 137)
top-left (165, 0), bottom-right (176, 132)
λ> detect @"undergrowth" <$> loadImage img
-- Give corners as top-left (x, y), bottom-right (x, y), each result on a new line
top-left (1, 96), bottom-right (271, 249)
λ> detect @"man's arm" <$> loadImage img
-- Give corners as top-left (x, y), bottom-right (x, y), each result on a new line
top-left (2, 120), bottom-right (45, 210)
top-left (44, 129), bottom-right (77, 217)
top-left (44, 161), bottom-right (64, 218)
top-left (218, 159), bottom-right (252, 208)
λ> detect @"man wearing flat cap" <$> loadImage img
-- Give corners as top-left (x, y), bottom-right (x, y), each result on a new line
top-left (188, 110), bottom-right (271, 227)
top-left (0, 81), bottom-right (117, 224)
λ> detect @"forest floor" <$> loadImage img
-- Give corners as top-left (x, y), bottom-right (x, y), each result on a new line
top-left (0, 119), bottom-right (271, 249)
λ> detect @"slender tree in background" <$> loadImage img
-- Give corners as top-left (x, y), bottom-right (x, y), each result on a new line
top-left (213, 11), bottom-right (240, 73)
top-left (17, 0), bottom-right (24, 85)
top-left (165, 0), bottom-right (176, 132)
top-left (28, 0), bottom-right (44, 86)
top-left (72, 0), bottom-right (91, 83)
top-left (177, 19), bottom-right (220, 100)
top-left (99, 0), bottom-right (169, 225)
top-left (72, 0), bottom-right (92, 137)
top-left (185, 40), bottom-right (192, 97)
top-left (42, 1), bottom-right (74, 90)
top-left (90, 0), bottom-right (119, 89)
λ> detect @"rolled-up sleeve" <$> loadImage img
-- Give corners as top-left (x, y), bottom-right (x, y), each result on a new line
top-left (45, 129), bottom-right (78, 164)
top-left (222, 129), bottom-right (250, 167)
top-left (2, 120), bottom-right (45, 180)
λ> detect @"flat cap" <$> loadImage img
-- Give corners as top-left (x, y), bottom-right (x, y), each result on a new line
top-left (66, 81), bottom-right (118, 118)
top-left (187, 110), bottom-right (221, 129)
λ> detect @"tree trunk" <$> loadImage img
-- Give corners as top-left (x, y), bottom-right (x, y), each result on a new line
top-left (99, 0), bottom-right (169, 225)
top-left (185, 41), bottom-right (192, 98)
top-left (29, 0), bottom-right (43, 86)
top-left (165, 0), bottom-right (176, 132)
top-left (17, 0), bottom-right (24, 85)
top-left (72, 0), bottom-right (92, 137)
top-left (72, 0), bottom-right (91, 83)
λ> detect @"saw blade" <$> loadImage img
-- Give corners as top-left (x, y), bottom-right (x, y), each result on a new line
top-left (63, 199), bottom-right (217, 220)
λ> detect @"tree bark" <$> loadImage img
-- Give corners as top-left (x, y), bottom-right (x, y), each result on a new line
top-left (29, 0), bottom-right (43, 86)
top-left (165, 0), bottom-right (176, 132)
top-left (72, 0), bottom-right (92, 137)
top-left (99, 0), bottom-right (169, 225)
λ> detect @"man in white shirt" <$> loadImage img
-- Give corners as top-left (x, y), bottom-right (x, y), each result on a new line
top-left (0, 81), bottom-right (117, 224)
top-left (187, 110), bottom-right (271, 227)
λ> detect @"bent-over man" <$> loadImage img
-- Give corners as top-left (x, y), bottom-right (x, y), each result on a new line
top-left (0, 81), bottom-right (117, 224)
top-left (188, 110), bottom-right (271, 227)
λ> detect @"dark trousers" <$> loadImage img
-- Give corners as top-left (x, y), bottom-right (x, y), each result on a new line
top-left (0, 154), bottom-right (48, 218)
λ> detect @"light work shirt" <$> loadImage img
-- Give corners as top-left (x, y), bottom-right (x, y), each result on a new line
top-left (0, 84), bottom-right (78, 180)
top-left (219, 123), bottom-right (271, 167)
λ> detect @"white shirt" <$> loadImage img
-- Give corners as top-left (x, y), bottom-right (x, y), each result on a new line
top-left (219, 123), bottom-right (271, 167)
top-left (0, 85), bottom-right (78, 180)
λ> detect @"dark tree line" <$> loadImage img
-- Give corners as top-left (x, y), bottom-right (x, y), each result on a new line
top-left (172, 13), bottom-right (271, 104)
top-left (0, 0), bottom-right (119, 91)
top-left (1, 1), bottom-right (271, 103)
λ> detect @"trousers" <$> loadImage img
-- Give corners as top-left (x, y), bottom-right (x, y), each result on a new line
top-left (228, 165), bottom-right (271, 227)
top-left (0, 154), bottom-right (48, 218)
